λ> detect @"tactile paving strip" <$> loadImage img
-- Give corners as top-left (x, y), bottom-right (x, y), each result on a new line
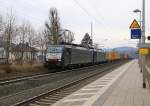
top-left (52, 61), bottom-right (134, 106)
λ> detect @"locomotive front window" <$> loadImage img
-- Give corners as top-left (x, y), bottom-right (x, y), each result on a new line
top-left (48, 47), bottom-right (63, 53)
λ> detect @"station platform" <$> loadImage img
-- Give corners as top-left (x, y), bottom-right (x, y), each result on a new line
top-left (52, 60), bottom-right (150, 106)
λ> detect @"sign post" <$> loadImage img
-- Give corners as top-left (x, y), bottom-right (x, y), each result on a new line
top-left (131, 29), bottom-right (141, 39)
top-left (130, 19), bottom-right (141, 39)
top-left (130, 19), bottom-right (143, 83)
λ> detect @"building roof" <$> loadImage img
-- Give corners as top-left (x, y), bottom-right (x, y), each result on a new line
top-left (11, 43), bottom-right (38, 52)
top-left (0, 37), bottom-right (38, 52)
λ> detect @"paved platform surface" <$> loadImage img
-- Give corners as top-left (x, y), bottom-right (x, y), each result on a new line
top-left (102, 60), bottom-right (150, 106)
top-left (52, 61), bottom-right (135, 106)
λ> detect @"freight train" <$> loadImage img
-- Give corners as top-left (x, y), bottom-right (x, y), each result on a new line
top-left (44, 44), bottom-right (128, 69)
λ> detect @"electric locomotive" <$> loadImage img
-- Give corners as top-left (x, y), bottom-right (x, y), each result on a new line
top-left (45, 44), bottom-right (127, 69)
top-left (45, 44), bottom-right (94, 68)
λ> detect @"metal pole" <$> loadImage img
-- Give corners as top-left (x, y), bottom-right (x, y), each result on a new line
top-left (91, 22), bottom-right (93, 40)
top-left (139, 11), bottom-right (142, 44)
top-left (142, 0), bottom-right (146, 88)
top-left (133, 9), bottom-right (142, 70)
top-left (139, 11), bottom-right (142, 28)
top-left (142, 0), bottom-right (145, 43)
top-left (139, 11), bottom-right (142, 71)
top-left (91, 22), bottom-right (93, 46)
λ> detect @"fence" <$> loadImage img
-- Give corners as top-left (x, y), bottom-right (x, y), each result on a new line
top-left (144, 65), bottom-right (150, 87)
top-left (144, 53), bottom-right (150, 88)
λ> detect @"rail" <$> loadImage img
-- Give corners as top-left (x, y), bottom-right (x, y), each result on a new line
top-left (0, 63), bottom-right (106, 86)
top-left (0, 61), bottom-right (128, 106)
top-left (14, 61), bottom-right (125, 106)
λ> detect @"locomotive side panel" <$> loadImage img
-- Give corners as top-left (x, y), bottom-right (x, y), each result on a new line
top-left (94, 51), bottom-right (106, 63)
top-left (63, 47), bottom-right (72, 67)
top-left (70, 48), bottom-right (93, 65)
top-left (97, 52), bottom-right (106, 63)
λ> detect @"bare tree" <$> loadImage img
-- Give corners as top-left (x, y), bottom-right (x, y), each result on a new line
top-left (81, 33), bottom-right (93, 48)
top-left (0, 15), bottom-right (5, 40)
top-left (20, 22), bottom-right (28, 44)
top-left (27, 23), bottom-right (36, 63)
top-left (45, 8), bottom-right (61, 45)
top-left (38, 31), bottom-right (46, 49)
top-left (4, 11), bottom-right (16, 63)
top-left (43, 30), bottom-right (50, 47)
top-left (37, 31), bottom-right (47, 63)
top-left (0, 15), bottom-right (3, 34)
top-left (17, 21), bottom-right (33, 64)
top-left (60, 29), bottom-right (74, 44)
top-left (28, 25), bottom-right (35, 48)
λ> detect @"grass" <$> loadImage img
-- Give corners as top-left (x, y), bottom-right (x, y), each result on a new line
top-left (0, 63), bottom-right (44, 74)
top-left (0, 64), bottom-right (11, 73)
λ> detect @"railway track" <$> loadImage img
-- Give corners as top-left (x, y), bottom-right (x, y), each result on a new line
top-left (0, 73), bottom-right (52, 86)
top-left (12, 61), bottom-right (128, 106)
top-left (0, 62), bottom-right (112, 101)
top-left (0, 62), bottom-right (109, 86)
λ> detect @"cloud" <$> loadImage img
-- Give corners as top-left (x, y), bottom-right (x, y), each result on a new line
top-left (0, 0), bottom-right (149, 48)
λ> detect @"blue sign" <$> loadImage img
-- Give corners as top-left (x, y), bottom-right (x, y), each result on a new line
top-left (131, 29), bottom-right (141, 39)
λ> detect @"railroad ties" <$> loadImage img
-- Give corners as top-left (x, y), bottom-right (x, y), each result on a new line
top-left (28, 61), bottom-right (133, 106)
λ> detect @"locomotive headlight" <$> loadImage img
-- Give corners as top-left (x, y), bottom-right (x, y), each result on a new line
top-left (46, 53), bottom-right (50, 59)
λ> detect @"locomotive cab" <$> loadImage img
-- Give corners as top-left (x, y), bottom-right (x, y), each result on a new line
top-left (45, 45), bottom-right (64, 68)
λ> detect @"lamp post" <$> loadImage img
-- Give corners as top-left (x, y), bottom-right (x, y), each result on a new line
top-left (133, 0), bottom-right (146, 88)
top-left (133, 9), bottom-right (142, 44)
top-left (133, 9), bottom-right (142, 26)
top-left (133, 9), bottom-right (142, 72)
top-left (142, 0), bottom-right (146, 88)
top-left (136, 0), bottom-right (146, 88)
top-left (142, 0), bottom-right (145, 44)
top-left (133, 0), bottom-right (145, 43)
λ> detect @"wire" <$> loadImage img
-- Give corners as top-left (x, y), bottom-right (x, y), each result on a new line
top-left (72, 0), bottom-right (114, 36)
top-left (86, 0), bottom-right (113, 28)
top-left (72, 0), bottom-right (102, 25)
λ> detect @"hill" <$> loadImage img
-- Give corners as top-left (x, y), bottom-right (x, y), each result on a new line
top-left (103, 47), bottom-right (138, 58)
top-left (113, 47), bottom-right (138, 58)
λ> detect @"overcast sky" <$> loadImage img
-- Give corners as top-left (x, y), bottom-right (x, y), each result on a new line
top-left (0, 0), bottom-right (150, 48)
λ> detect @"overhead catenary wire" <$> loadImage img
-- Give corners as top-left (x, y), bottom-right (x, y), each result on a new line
top-left (72, 0), bottom-right (115, 42)
top-left (72, 0), bottom-right (102, 25)
top-left (86, 0), bottom-right (113, 30)
top-left (72, 0), bottom-right (114, 29)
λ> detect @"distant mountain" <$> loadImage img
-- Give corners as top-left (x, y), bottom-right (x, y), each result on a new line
top-left (113, 46), bottom-right (137, 52)
top-left (102, 47), bottom-right (138, 58)
top-left (113, 47), bottom-right (138, 58)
